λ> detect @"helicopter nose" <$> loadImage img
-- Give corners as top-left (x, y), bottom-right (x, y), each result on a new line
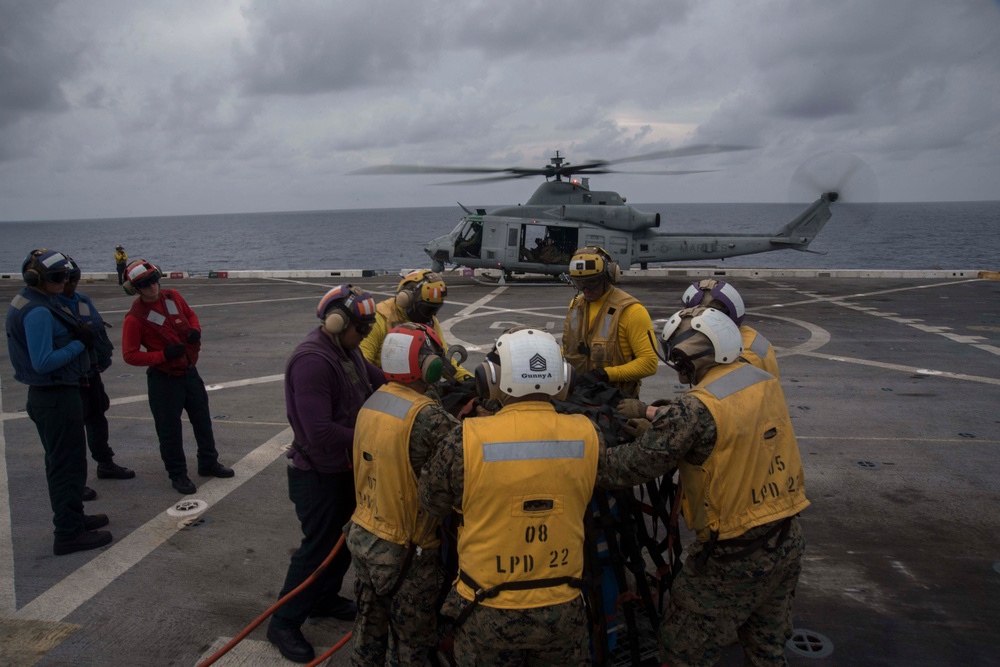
top-left (424, 235), bottom-right (451, 265)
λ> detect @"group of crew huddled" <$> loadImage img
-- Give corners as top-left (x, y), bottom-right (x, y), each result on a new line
top-left (5, 244), bottom-right (807, 666)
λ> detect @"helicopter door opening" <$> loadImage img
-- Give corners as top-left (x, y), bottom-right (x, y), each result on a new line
top-left (519, 224), bottom-right (578, 266)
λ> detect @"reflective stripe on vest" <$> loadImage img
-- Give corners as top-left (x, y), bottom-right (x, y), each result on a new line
top-left (364, 388), bottom-right (416, 420)
top-left (482, 440), bottom-right (586, 462)
top-left (702, 363), bottom-right (773, 400)
top-left (749, 331), bottom-right (770, 361)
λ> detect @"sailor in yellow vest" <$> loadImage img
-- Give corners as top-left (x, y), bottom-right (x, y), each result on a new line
top-left (345, 322), bottom-right (461, 666)
top-left (562, 246), bottom-right (658, 397)
top-left (361, 269), bottom-right (472, 381)
top-left (601, 307), bottom-right (808, 667)
top-left (682, 278), bottom-right (781, 378)
top-left (418, 328), bottom-right (600, 666)
top-left (114, 245), bottom-right (128, 285)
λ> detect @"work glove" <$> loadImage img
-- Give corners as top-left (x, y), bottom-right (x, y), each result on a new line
top-left (164, 343), bottom-right (186, 360)
top-left (622, 418), bottom-right (652, 438)
top-left (581, 368), bottom-right (609, 385)
top-left (73, 325), bottom-right (95, 350)
top-left (617, 398), bottom-right (648, 420)
top-left (186, 329), bottom-right (201, 344)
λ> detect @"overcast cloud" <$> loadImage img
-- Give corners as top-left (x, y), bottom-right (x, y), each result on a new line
top-left (1, 0), bottom-right (998, 220)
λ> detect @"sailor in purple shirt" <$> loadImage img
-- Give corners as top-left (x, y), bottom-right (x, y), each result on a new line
top-left (267, 285), bottom-right (385, 664)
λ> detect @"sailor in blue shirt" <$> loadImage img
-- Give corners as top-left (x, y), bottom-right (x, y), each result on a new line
top-left (6, 249), bottom-right (114, 555)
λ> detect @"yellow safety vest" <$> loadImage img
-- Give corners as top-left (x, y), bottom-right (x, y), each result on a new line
top-left (351, 382), bottom-right (440, 549)
top-left (563, 287), bottom-right (640, 396)
top-left (115, 250), bottom-right (128, 264)
top-left (741, 324), bottom-right (780, 379)
top-left (680, 362), bottom-right (809, 542)
top-left (458, 402), bottom-right (599, 609)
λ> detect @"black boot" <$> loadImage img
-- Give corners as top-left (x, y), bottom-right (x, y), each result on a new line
top-left (97, 460), bottom-right (136, 479)
top-left (171, 475), bottom-right (197, 494)
top-left (266, 624), bottom-right (315, 663)
top-left (54, 529), bottom-right (112, 556)
top-left (82, 486), bottom-right (97, 501)
top-left (83, 514), bottom-right (109, 531)
top-left (197, 462), bottom-right (234, 478)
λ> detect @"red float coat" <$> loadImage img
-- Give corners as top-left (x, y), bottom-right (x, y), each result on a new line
top-left (122, 289), bottom-right (201, 375)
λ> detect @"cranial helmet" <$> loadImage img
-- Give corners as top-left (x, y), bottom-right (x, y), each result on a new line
top-left (660, 307), bottom-right (743, 383)
top-left (21, 249), bottom-right (74, 287)
top-left (122, 259), bottom-right (161, 295)
top-left (66, 256), bottom-right (82, 283)
top-left (395, 269), bottom-right (447, 324)
top-left (381, 322), bottom-right (445, 384)
top-left (317, 284), bottom-right (377, 335)
top-left (568, 246), bottom-right (620, 287)
top-left (681, 279), bottom-right (746, 326)
top-left (475, 328), bottom-right (572, 401)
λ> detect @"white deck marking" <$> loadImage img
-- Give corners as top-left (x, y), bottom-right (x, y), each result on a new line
top-left (12, 427), bottom-right (293, 623)
top-left (800, 351), bottom-right (1000, 386)
top-left (0, 375), bottom-right (15, 615)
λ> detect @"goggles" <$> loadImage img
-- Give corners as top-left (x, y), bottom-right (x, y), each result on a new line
top-left (352, 319), bottom-right (374, 337)
top-left (132, 274), bottom-right (160, 290)
top-left (571, 275), bottom-right (605, 291)
top-left (45, 270), bottom-right (72, 284)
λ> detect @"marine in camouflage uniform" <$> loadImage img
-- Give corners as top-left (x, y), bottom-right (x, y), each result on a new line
top-left (599, 307), bottom-right (808, 667)
top-left (346, 324), bottom-right (461, 666)
top-left (419, 425), bottom-right (594, 667)
top-left (418, 328), bottom-right (600, 667)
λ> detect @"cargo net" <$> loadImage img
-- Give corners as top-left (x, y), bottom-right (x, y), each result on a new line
top-left (434, 377), bottom-right (685, 666)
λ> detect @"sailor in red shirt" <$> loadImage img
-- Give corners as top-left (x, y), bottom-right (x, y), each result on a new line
top-left (120, 260), bottom-right (233, 494)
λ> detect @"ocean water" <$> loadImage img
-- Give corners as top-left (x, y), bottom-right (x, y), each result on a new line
top-left (1, 201), bottom-right (997, 275)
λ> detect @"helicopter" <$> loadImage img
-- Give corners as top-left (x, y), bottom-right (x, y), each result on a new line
top-left (352, 146), bottom-right (840, 279)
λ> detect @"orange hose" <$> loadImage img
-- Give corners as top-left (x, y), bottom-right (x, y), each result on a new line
top-left (197, 533), bottom-right (351, 667)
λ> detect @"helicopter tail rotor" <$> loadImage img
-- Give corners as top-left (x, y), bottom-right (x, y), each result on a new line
top-left (788, 151), bottom-right (879, 227)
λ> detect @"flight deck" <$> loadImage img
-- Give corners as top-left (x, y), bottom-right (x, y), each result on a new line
top-left (1, 269), bottom-right (998, 666)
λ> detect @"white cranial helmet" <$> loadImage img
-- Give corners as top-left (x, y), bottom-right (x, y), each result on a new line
top-left (660, 307), bottom-right (744, 367)
top-left (494, 328), bottom-right (569, 398)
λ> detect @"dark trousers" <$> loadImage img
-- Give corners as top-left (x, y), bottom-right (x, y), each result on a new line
top-left (146, 366), bottom-right (218, 477)
top-left (116, 263), bottom-right (126, 285)
top-left (270, 466), bottom-right (356, 630)
top-left (81, 373), bottom-right (115, 463)
top-left (27, 385), bottom-right (88, 539)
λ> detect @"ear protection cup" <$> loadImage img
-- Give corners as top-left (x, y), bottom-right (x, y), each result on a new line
top-left (122, 281), bottom-right (137, 296)
top-left (606, 260), bottom-right (621, 285)
top-left (395, 286), bottom-right (417, 310)
top-left (474, 360), bottom-right (502, 401)
top-left (421, 355), bottom-right (444, 384)
top-left (23, 267), bottom-right (40, 287)
top-left (554, 361), bottom-right (574, 401)
top-left (323, 305), bottom-right (351, 335)
top-left (22, 249), bottom-right (46, 287)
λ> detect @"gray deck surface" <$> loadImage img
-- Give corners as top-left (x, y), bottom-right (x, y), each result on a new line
top-left (2, 272), bottom-right (998, 666)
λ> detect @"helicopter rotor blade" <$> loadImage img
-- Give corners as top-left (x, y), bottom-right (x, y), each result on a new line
top-left (603, 144), bottom-right (756, 166)
top-left (349, 144), bottom-right (757, 181)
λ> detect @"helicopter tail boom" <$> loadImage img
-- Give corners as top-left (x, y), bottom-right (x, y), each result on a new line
top-left (770, 192), bottom-right (837, 249)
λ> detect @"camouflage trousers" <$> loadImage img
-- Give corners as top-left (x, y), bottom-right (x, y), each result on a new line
top-left (442, 592), bottom-right (588, 667)
top-left (659, 516), bottom-right (805, 667)
top-left (347, 524), bottom-right (443, 667)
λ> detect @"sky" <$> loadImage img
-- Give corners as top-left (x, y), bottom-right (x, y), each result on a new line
top-left (1, 0), bottom-right (999, 221)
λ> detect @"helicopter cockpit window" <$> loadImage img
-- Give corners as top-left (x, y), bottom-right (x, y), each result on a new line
top-left (455, 219), bottom-right (483, 258)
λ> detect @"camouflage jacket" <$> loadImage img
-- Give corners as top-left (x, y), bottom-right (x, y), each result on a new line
top-left (596, 394), bottom-right (718, 489)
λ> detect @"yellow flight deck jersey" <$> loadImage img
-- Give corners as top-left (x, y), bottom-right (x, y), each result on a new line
top-left (457, 402), bottom-right (599, 609)
top-left (361, 299), bottom-right (472, 381)
top-left (680, 361), bottom-right (809, 542)
top-left (741, 324), bottom-right (780, 379)
top-left (114, 249), bottom-right (128, 264)
top-left (351, 382), bottom-right (439, 549)
top-left (562, 286), bottom-right (658, 397)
